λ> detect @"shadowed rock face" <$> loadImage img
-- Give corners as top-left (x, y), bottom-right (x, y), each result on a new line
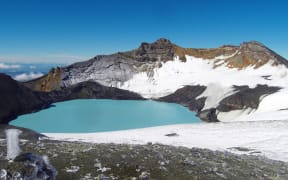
top-left (0, 73), bottom-right (52, 124)
top-left (48, 81), bottom-right (144, 102)
top-left (0, 124), bottom-right (45, 141)
top-left (157, 85), bottom-right (206, 112)
top-left (157, 84), bottom-right (282, 122)
top-left (197, 108), bottom-right (219, 122)
top-left (217, 85), bottom-right (281, 112)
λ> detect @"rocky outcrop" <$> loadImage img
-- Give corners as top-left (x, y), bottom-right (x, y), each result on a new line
top-left (0, 124), bottom-right (45, 141)
top-left (24, 67), bottom-right (62, 92)
top-left (225, 41), bottom-right (288, 69)
top-left (0, 73), bottom-right (52, 124)
top-left (217, 85), bottom-right (281, 112)
top-left (157, 85), bottom-right (206, 112)
top-left (158, 84), bottom-right (281, 122)
top-left (197, 108), bottom-right (219, 122)
top-left (48, 81), bottom-right (144, 102)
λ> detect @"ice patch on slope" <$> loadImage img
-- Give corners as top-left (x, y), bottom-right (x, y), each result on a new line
top-left (217, 89), bottom-right (288, 122)
top-left (257, 89), bottom-right (288, 112)
top-left (197, 83), bottom-right (236, 110)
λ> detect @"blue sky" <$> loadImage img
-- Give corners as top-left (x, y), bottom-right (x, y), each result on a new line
top-left (0, 0), bottom-right (288, 63)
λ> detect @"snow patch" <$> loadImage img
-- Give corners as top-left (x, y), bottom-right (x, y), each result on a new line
top-left (0, 63), bottom-right (21, 69)
top-left (46, 120), bottom-right (288, 162)
top-left (65, 166), bottom-right (80, 173)
top-left (197, 83), bottom-right (235, 110)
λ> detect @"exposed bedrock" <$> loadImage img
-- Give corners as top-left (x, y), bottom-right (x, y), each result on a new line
top-left (48, 81), bottom-right (144, 102)
top-left (157, 85), bottom-right (206, 112)
top-left (216, 85), bottom-right (281, 112)
top-left (0, 124), bottom-right (45, 141)
top-left (158, 85), bottom-right (219, 122)
top-left (197, 108), bottom-right (219, 122)
top-left (158, 84), bottom-right (282, 122)
top-left (0, 73), bottom-right (52, 124)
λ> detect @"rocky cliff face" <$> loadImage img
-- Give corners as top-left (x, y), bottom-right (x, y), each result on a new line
top-left (22, 38), bottom-right (288, 122)
top-left (0, 74), bottom-right (52, 124)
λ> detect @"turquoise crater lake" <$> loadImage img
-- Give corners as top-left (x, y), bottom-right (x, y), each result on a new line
top-left (10, 100), bottom-right (200, 133)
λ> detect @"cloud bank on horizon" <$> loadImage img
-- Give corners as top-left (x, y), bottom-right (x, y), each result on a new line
top-left (13, 72), bottom-right (44, 82)
top-left (0, 63), bottom-right (21, 69)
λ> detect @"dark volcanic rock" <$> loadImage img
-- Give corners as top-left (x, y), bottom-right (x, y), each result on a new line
top-left (197, 108), bottom-right (219, 122)
top-left (0, 73), bottom-right (52, 124)
top-left (158, 85), bottom-right (206, 112)
top-left (217, 85), bottom-right (281, 112)
top-left (48, 80), bottom-right (144, 102)
top-left (129, 38), bottom-right (175, 62)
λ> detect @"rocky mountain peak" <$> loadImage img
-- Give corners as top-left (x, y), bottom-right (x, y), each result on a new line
top-left (124, 38), bottom-right (175, 62)
top-left (138, 38), bottom-right (174, 51)
top-left (154, 38), bottom-right (173, 45)
top-left (225, 41), bottom-right (288, 69)
top-left (240, 41), bottom-right (269, 52)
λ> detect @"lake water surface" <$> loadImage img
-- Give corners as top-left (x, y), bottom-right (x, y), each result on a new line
top-left (10, 99), bottom-right (200, 133)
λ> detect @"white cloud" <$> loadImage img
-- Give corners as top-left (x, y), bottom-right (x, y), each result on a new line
top-left (13, 72), bottom-right (44, 82)
top-left (0, 63), bottom-right (21, 69)
top-left (0, 54), bottom-right (88, 64)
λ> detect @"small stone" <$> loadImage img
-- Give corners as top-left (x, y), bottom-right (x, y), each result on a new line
top-left (165, 133), bottom-right (179, 137)
top-left (139, 171), bottom-right (150, 180)
top-left (13, 172), bottom-right (21, 178)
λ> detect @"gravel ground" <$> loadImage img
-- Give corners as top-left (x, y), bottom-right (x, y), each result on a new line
top-left (0, 139), bottom-right (288, 180)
